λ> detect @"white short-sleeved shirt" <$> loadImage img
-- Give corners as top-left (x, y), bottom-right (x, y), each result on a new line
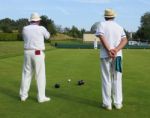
top-left (95, 21), bottom-right (126, 58)
top-left (23, 24), bottom-right (50, 50)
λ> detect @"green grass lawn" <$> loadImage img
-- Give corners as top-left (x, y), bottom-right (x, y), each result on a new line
top-left (0, 41), bottom-right (150, 118)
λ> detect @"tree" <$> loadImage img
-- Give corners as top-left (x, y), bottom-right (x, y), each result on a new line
top-left (63, 27), bottom-right (70, 33)
top-left (1, 25), bottom-right (12, 33)
top-left (16, 18), bottom-right (28, 34)
top-left (80, 28), bottom-right (86, 38)
top-left (16, 18), bottom-right (28, 40)
top-left (69, 26), bottom-right (80, 38)
top-left (0, 18), bottom-right (16, 33)
top-left (0, 15), bottom-right (87, 39)
top-left (40, 15), bottom-right (57, 36)
top-left (136, 12), bottom-right (150, 41)
top-left (56, 25), bottom-right (64, 33)
top-left (66, 26), bottom-right (85, 38)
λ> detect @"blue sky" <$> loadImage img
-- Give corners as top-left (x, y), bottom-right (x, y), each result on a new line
top-left (0, 0), bottom-right (150, 32)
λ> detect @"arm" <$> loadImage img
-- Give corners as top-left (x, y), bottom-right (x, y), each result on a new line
top-left (114, 37), bottom-right (128, 52)
top-left (44, 30), bottom-right (50, 40)
top-left (98, 35), bottom-right (111, 52)
top-left (42, 26), bottom-right (50, 40)
top-left (110, 37), bottom-right (128, 58)
top-left (98, 35), bottom-right (115, 58)
top-left (96, 23), bottom-right (116, 58)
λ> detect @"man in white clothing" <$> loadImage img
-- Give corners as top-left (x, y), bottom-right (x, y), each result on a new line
top-left (96, 9), bottom-right (128, 110)
top-left (20, 12), bottom-right (50, 103)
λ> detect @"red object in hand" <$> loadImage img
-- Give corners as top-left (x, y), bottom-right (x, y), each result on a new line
top-left (35, 50), bottom-right (41, 55)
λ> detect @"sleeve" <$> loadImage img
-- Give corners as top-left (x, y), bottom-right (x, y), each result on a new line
top-left (95, 22), bottom-right (104, 36)
top-left (42, 26), bottom-right (50, 39)
top-left (121, 28), bottom-right (126, 39)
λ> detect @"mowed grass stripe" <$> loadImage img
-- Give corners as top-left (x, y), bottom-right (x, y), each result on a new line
top-left (0, 42), bottom-right (150, 118)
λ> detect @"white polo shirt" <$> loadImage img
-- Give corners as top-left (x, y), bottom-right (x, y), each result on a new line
top-left (23, 24), bottom-right (50, 50)
top-left (96, 21), bottom-right (126, 58)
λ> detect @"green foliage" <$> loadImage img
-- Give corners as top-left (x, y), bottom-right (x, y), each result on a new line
top-left (64, 26), bottom-right (85, 38)
top-left (16, 18), bottom-right (29, 33)
top-left (15, 19), bottom-right (28, 41)
top-left (1, 25), bottom-right (13, 33)
top-left (40, 15), bottom-right (57, 36)
top-left (0, 18), bottom-right (16, 33)
top-left (0, 16), bottom-right (86, 40)
top-left (69, 26), bottom-right (80, 38)
top-left (0, 33), bottom-right (20, 41)
top-left (0, 18), bottom-right (28, 40)
top-left (136, 12), bottom-right (150, 41)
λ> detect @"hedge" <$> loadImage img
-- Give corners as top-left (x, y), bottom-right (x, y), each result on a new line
top-left (51, 43), bottom-right (150, 49)
top-left (0, 33), bottom-right (22, 41)
top-left (51, 43), bottom-right (100, 49)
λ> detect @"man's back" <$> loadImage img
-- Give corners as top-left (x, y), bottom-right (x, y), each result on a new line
top-left (23, 24), bottom-right (50, 50)
top-left (100, 21), bottom-right (124, 48)
top-left (97, 20), bottom-right (126, 58)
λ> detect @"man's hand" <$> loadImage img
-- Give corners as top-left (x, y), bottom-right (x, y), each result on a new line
top-left (108, 49), bottom-right (117, 59)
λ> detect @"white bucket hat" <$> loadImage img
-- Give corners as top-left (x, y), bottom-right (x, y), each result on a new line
top-left (104, 9), bottom-right (116, 18)
top-left (29, 12), bottom-right (41, 22)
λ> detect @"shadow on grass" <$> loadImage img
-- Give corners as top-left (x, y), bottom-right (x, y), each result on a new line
top-left (0, 85), bottom-right (100, 109)
top-left (0, 86), bottom-right (19, 100)
top-left (49, 89), bottom-right (100, 108)
top-left (0, 85), bottom-right (38, 102)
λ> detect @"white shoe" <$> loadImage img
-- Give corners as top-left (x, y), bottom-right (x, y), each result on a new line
top-left (102, 104), bottom-right (112, 110)
top-left (114, 104), bottom-right (123, 110)
top-left (21, 97), bottom-right (27, 102)
top-left (38, 97), bottom-right (50, 103)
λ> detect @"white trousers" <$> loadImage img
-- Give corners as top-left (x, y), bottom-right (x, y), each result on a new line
top-left (20, 50), bottom-right (46, 100)
top-left (101, 58), bottom-right (123, 106)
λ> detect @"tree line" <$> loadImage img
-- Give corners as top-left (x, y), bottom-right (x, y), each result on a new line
top-left (0, 15), bottom-right (85, 40)
top-left (0, 12), bottom-right (150, 41)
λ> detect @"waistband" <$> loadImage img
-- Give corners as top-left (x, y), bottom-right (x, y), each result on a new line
top-left (24, 49), bottom-right (44, 51)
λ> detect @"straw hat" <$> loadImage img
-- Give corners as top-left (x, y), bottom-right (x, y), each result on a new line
top-left (104, 9), bottom-right (116, 18)
top-left (29, 12), bottom-right (41, 22)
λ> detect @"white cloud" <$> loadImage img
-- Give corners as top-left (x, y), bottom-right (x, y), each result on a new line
top-left (55, 7), bottom-right (70, 15)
